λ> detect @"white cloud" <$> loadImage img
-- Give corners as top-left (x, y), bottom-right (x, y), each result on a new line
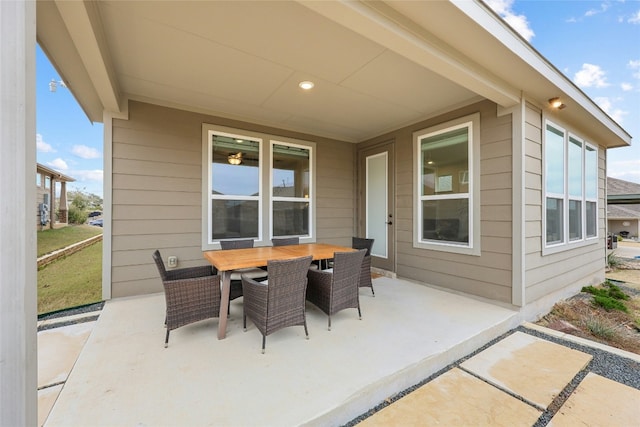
top-left (48, 158), bottom-right (69, 171)
top-left (629, 10), bottom-right (640, 24)
top-left (71, 169), bottom-right (103, 182)
top-left (629, 60), bottom-right (640, 79)
top-left (585, 2), bottom-right (611, 17)
top-left (72, 144), bottom-right (101, 159)
top-left (484, 0), bottom-right (535, 41)
top-left (621, 82), bottom-right (634, 91)
top-left (594, 96), bottom-right (628, 124)
top-left (36, 133), bottom-right (55, 153)
top-left (574, 63), bottom-right (610, 88)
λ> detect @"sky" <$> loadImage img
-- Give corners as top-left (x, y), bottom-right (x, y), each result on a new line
top-left (486, 0), bottom-right (640, 183)
top-left (35, 1), bottom-right (640, 198)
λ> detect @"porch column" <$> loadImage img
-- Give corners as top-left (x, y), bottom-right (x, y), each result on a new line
top-left (49, 177), bottom-right (56, 228)
top-left (59, 181), bottom-right (69, 223)
top-left (0, 1), bottom-right (38, 426)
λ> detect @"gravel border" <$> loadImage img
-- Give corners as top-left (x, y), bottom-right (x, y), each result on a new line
top-left (343, 325), bottom-right (640, 427)
top-left (37, 301), bottom-right (104, 332)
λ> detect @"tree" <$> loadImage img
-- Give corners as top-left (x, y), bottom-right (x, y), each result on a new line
top-left (67, 190), bottom-right (103, 224)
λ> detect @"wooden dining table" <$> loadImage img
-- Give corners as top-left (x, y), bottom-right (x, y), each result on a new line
top-left (203, 243), bottom-right (356, 339)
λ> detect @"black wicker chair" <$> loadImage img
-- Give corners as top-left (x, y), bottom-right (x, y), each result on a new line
top-left (272, 237), bottom-right (319, 269)
top-left (152, 250), bottom-right (221, 348)
top-left (242, 255), bottom-right (313, 353)
top-left (352, 237), bottom-right (375, 296)
top-left (271, 237), bottom-right (300, 246)
top-left (219, 239), bottom-right (268, 301)
top-left (306, 249), bottom-right (366, 330)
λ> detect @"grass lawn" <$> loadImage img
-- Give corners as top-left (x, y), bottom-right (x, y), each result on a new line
top-left (38, 240), bottom-right (103, 315)
top-left (37, 224), bottom-right (103, 257)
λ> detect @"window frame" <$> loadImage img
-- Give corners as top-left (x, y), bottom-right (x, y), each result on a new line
top-left (269, 140), bottom-right (313, 241)
top-left (413, 113), bottom-right (481, 256)
top-left (202, 124), bottom-right (316, 250)
top-left (542, 119), bottom-right (599, 254)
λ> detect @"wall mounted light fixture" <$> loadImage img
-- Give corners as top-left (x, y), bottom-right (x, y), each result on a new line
top-left (548, 97), bottom-right (566, 110)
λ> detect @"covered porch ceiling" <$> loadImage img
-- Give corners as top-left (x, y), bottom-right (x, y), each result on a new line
top-left (37, 0), bottom-right (631, 147)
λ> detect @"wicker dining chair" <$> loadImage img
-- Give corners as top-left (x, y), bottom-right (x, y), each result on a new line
top-left (306, 249), bottom-right (366, 330)
top-left (152, 250), bottom-right (221, 348)
top-left (271, 236), bottom-right (319, 269)
top-left (352, 237), bottom-right (375, 296)
top-left (219, 239), bottom-right (268, 301)
top-left (271, 236), bottom-right (300, 246)
top-left (241, 255), bottom-right (313, 353)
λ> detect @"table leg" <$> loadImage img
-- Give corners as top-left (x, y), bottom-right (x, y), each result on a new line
top-left (218, 270), bottom-right (231, 339)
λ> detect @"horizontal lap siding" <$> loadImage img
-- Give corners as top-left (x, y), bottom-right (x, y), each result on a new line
top-left (370, 100), bottom-right (514, 303)
top-left (111, 101), bottom-right (353, 298)
top-left (523, 102), bottom-right (606, 304)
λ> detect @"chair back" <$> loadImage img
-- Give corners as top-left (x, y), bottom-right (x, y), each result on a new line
top-left (331, 249), bottom-right (366, 288)
top-left (352, 237), bottom-right (374, 256)
top-left (271, 237), bottom-right (300, 246)
top-left (152, 249), bottom-right (168, 281)
top-left (265, 255), bottom-right (312, 311)
top-left (220, 239), bottom-right (254, 250)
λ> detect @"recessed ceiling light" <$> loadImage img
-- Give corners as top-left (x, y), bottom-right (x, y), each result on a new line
top-left (299, 81), bottom-right (314, 90)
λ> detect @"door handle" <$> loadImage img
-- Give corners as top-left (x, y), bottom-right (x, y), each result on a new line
top-left (386, 221), bottom-right (393, 225)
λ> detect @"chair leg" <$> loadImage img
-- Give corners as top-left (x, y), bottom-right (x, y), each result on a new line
top-left (164, 330), bottom-right (170, 348)
top-left (328, 316), bottom-right (331, 331)
top-left (243, 314), bottom-right (247, 331)
top-left (261, 335), bottom-right (266, 354)
top-left (304, 320), bottom-right (309, 339)
top-left (371, 284), bottom-right (375, 297)
top-left (358, 304), bottom-right (362, 320)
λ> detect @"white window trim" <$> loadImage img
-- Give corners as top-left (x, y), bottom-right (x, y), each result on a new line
top-left (269, 139), bottom-right (315, 242)
top-left (413, 113), bottom-right (481, 256)
top-left (542, 119), bottom-right (599, 255)
top-left (202, 124), bottom-right (316, 250)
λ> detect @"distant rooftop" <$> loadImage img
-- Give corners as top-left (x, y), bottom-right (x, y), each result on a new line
top-left (607, 177), bottom-right (640, 205)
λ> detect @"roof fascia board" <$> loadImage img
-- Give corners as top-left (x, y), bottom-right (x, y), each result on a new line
top-left (451, 0), bottom-right (632, 146)
top-left (298, 0), bottom-right (521, 109)
top-left (36, 0), bottom-right (103, 123)
top-left (607, 195), bottom-right (640, 204)
top-left (54, 0), bottom-right (121, 114)
top-left (36, 163), bottom-right (75, 182)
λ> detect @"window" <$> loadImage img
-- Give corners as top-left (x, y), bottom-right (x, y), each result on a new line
top-left (413, 113), bottom-right (480, 255)
top-left (544, 121), bottom-right (598, 250)
top-left (36, 173), bottom-right (42, 187)
top-left (209, 132), bottom-right (262, 241)
top-left (45, 176), bottom-right (51, 190)
top-left (271, 142), bottom-right (311, 237)
top-left (203, 125), bottom-right (315, 248)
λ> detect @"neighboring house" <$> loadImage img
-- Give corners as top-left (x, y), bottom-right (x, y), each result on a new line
top-left (607, 177), bottom-right (640, 239)
top-left (36, 163), bottom-right (75, 230)
top-left (34, 1), bottom-right (631, 307)
top-left (2, 2), bottom-right (635, 421)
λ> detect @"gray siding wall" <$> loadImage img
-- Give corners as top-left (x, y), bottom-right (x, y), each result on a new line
top-left (111, 101), bottom-right (354, 298)
top-left (359, 100), bottom-right (514, 303)
top-left (523, 102), bottom-right (606, 303)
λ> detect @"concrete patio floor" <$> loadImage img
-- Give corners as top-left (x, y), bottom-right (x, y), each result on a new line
top-left (41, 276), bottom-right (523, 426)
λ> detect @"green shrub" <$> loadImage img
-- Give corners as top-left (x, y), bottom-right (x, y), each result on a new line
top-left (607, 251), bottom-right (621, 268)
top-left (583, 316), bottom-right (617, 339)
top-left (592, 295), bottom-right (628, 312)
top-left (67, 205), bottom-right (88, 225)
top-left (581, 282), bottom-right (630, 312)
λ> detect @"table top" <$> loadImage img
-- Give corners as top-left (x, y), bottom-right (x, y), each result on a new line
top-left (203, 243), bottom-right (355, 271)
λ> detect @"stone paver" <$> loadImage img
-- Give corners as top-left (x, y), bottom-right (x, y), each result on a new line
top-left (549, 372), bottom-right (640, 426)
top-left (460, 331), bottom-right (592, 409)
top-left (358, 368), bottom-right (541, 427)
